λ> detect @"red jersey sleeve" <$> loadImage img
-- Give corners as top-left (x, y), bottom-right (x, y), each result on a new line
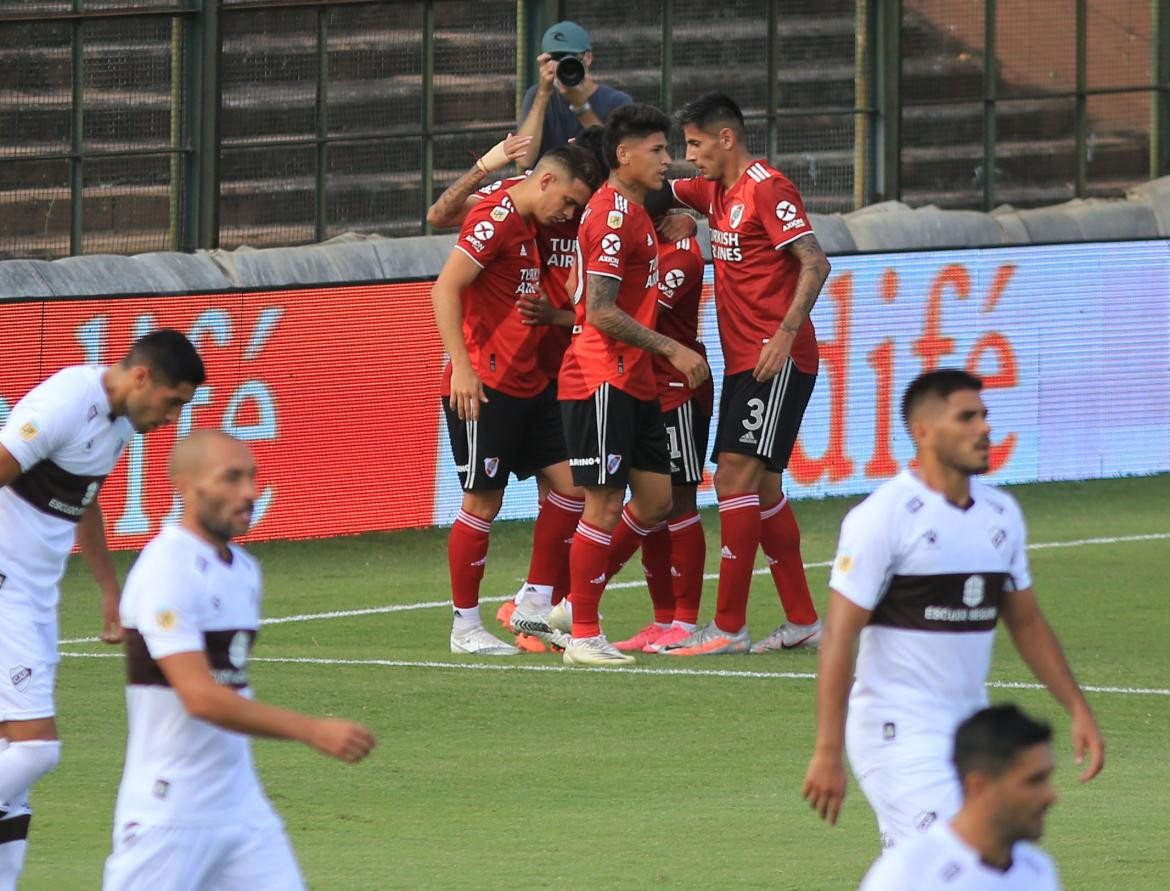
top-left (669, 176), bottom-right (711, 213)
top-left (455, 198), bottom-right (514, 268)
top-left (757, 175), bottom-right (813, 250)
top-left (581, 204), bottom-right (635, 281)
top-left (474, 174), bottom-right (525, 199)
top-left (657, 240), bottom-right (704, 311)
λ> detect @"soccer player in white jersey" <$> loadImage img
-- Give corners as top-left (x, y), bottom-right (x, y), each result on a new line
top-left (802, 369), bottom-right (1104, 849)
top-left (0, 329), bottom-right (204, 889)
top-left (861, 704), bottom-right (1062, 890)
top-left (104, 430), bottom-right (375, 891)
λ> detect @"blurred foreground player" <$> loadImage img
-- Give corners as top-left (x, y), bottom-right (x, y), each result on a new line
top-left (432, 146), bottom-right (602, 654)
top-left (104, 431), bottom-right (375, 891)
top-left (550, 104), bottom-right (710, 666)
top-left (802, 369), bottom-right (1103, 848)
top-left (0, 329), bottom-right (203, 890)
top-left (861, 705), bottom-right (1062, 890)
top-left (663, 92), bottom-right (831, 656)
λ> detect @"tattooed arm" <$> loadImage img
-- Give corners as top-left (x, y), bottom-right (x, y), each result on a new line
top-left (753, 233), bottom-right (831, 382)
top-left (586, 273), bottom-right (710, 388)
top-left (426, 134), bottom-right (532, 229)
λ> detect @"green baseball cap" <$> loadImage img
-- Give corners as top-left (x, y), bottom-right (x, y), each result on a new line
top-left (541, 21), bottom-right (591, 54)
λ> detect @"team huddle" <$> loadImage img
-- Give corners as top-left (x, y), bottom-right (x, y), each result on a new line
top-left (0, 77), bottom-right (1109, 891)
top-left (432, 93), bottom-right (831, 668)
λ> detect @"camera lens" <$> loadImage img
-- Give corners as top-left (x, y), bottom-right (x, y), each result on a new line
top-left (556, 56), bottom-right (585, 88)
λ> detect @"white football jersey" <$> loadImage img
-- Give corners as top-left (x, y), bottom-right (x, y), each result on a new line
top-left (114, 525), bottom-right (274, 828)
top-left (0, 365), bottom-right (134, 617)
top-left (830, 471), bottom-right (1031, 764)
top-left (860, 823), bottom-right (1061, 890)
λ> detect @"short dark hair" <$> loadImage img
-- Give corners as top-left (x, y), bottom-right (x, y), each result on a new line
top-left (572, 124), bottom-right (609, 176)
top-left (675, 91), bottom-right (745, 136)
top-left (901, 368), bottom-right (983, 429)
top-left (540, 144), bottom-right (604, 192)
top-left (123, 329), bottom-right (206, 388)
top-left (953, 704), bottom-right (1053, 783)
top-left (602, 103), bottom-right (671, 170)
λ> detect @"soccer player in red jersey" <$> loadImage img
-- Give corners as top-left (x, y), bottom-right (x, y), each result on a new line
top-left (549, 104), bottom-right (710, 666)
top-left (662, 92), bottom-right (832, 656)
top-left (427, 131), bottom-right (611, 649)
top-left (608, 187), bottom-right (712, 653)
top-left (431, 146), bottom-right (603, 655)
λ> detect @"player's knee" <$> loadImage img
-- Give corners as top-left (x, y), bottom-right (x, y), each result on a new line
top-left (462, 490), bottom-right (503, 521)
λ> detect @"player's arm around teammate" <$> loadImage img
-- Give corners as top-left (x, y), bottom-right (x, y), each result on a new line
top-left (425, 133), bottom-right (533, 229)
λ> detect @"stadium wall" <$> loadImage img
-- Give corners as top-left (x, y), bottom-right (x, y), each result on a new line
top-left (1, 241), bottom-right (1166, 548)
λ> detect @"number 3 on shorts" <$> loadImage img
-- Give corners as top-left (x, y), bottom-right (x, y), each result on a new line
top-left (742, 397), bottom-right (765, 432)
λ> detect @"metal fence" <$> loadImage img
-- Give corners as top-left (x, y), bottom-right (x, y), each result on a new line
top-left (1, 0), bottom-right (1167, 260)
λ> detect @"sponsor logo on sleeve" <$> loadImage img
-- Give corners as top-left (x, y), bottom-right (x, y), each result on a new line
top-left (663, 268), bottom-right (685, 289)
top-left (775, 200), bottom-right (798, 222)
top-left (19, 421), bottom-right (38, 441)
top-left (473, 220), bottom-right (496, 241)
top-left (606, 210), bottom-right (624, 229)
top-left (833, 553), bottom-right (853, 575)
top-left (600, 233), bottom-right (622, 256)
top-left (490, 206), bottom-right (509, 222)
top-left (154, 609), bottom-right (177, 632)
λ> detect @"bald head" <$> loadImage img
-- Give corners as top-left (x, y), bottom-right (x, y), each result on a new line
top-left (170, 430), bottom-right (258, 547)
top-left (168, 429), bottom-right (248, 484)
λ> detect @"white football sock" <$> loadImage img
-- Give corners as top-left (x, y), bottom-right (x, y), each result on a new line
top-left (518, 584), bottom-right (553, 611)
top-left (452, 605), bottom-right (482, 633)
top-left (0, 742), bottom-right (60, 804)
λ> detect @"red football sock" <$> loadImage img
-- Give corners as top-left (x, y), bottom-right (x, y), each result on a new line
top-left (713, 493), bottom-right (760, 633)
top-left (668, 511), bottom-right (705, 625)
top-left (641, 523), bottom-right (675, 625)
top-left (760, 497), bottom-right (818, 625)
top-left (448, 509), bottom-right (492, 610)
top-left (526, 490), bottom-right (584, 586)
top-left (605, 505), bottom-right (653, 579)
top-left (569, 520), bottom-right (612, 638)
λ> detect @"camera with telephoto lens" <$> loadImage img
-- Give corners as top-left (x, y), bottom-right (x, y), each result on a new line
top-left (553, 53), bottom-right (586, 88)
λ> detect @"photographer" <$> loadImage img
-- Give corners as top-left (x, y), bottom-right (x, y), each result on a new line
top-left (515, 21), bottom-right (631, 170)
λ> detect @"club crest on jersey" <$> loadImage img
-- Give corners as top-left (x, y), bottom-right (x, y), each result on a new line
top-left (962, 574), bottom-right (986, 608)
top-left (10, 665), bottom-right (32, 692)
top-left (472, 220), bottom-right (496, 241)
top-left (19, 421), bottom-right (38, 441)
top-left (775, 200), bottom-right (798, 222)
top-left (606, 453), bottom-right (622, 475)
top-left (601, 233), bottom-right (622, 256)
top-left (490, 206), bottom-right (509, 222)
top-left (483, 456), bottom-right (500, 478)
top-left (607, 210), bottom-right (624, 229)
top-left (729, 203), bottom-right (745, 229)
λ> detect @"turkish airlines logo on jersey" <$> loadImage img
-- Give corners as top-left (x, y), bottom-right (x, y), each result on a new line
top-left (473, 221), bottom-right (496, 241)
top-left (600, 233), bottom-right (622, 256)
top-left (663, 268), bottom-right (686, 289)
top-left (729, 203), bottom-right (745, 229)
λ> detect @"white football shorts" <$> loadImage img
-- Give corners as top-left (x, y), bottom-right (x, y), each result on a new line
top-left (103, 813), bottom-right (304, 891)
top-left (0, 608), bottom-right (58, 722)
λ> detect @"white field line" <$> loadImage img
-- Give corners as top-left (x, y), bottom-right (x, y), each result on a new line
top-left (56, 650), bottom-right (1170, 697)
top-left (56, 531), bottom-right (1169, 646)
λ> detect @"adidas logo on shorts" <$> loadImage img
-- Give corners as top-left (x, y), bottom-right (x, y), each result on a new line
top-left (739, 431), bottom-right (757, 444)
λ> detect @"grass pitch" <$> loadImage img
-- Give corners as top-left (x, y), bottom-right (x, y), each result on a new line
top-left (26, 474), bottom-right (1170, 889)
